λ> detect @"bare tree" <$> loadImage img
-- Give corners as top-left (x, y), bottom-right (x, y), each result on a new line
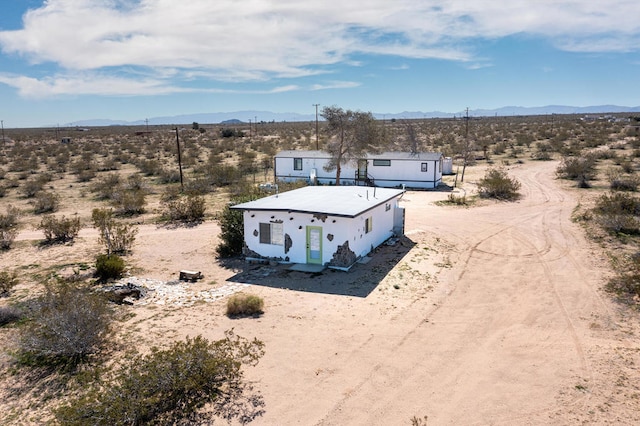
top-left (321, 106), bottom-right (385, 185)
top-left (402, 119), bottom-right (419, 154)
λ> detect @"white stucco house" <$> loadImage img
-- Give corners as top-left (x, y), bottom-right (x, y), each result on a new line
top-left (274, 150), bottom-right (444, 189)
top-left (231, 186), bottom-right (405, 269)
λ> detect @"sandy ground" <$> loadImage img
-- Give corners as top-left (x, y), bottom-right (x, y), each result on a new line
top-left (2, 160), bottom-right (640, 425)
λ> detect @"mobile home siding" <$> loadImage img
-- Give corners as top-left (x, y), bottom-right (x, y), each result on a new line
top-left (274, 151), bottom-right (443, 189)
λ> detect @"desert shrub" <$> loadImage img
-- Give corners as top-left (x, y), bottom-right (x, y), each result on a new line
top-left (492, 141), bottom-right (508, 155)
top-left (160, 185), bottom-right (182, 202)
top-left (226, 293), bottom-right (264, 317)
top-left (620, 160), bottom-right (635, 174)
top-left (92, 208), bottom-right (138, 255)
top-left (610, 176), bottom-right (639, 192)
top-left (55, 332), bottom-right (264, 425)
top-left (163, 193), bottom-right (206, 222)
top-left (0, 205), bottom-right (20, 250)
top-left (476, 168), bottom-right (521, 200)
top-left (0, 270), bottom-right (19, 296)
top-left (606, 252), bottom-right (640, 299)
top-left (216, 204), bottom-right (245, 258)
top-left (221, 128), bottom-right (243, 138)
top-left (0, 305), bottom-right (23, 326)
top-left (592, 192), bottom-right (640, 234)
top-left (95, 254), bottom-right (125, 281)
top-left (111, 188), bottom-right (146, 215)
top-left (159, 167), bottom-right (181, 183)
top-left (20, 177), bottom-right (45, 198)
top-left (137, 159), bottom-right (162, 176)
top-left (437, 193), bottom-right (468, 206)
top-left (0, 184), bottom-right (6, 198)
top-left (17, 282), bottom-right (113, 369)
top-left (531, 142), bottom-right (553, 161)
top-left (556, 155), bottom-right (597, 186)
top-left (90, 173), bottom-right (121, 200)
top-left (33, 191), bottom-right (61, 213)
top-left (38, 214), bottom-right (81, 243)
top-left (76, 168), bottom-right (97, 182)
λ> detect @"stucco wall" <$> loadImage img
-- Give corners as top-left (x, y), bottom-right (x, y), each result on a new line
top-left (242, 196), bottom-right (399, 265)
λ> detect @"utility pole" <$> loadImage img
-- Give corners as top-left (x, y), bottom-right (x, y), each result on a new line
top-left (461, 107), bottom-right (470, 182)
top-left (313, 103), bottom-right (320, 150)
top-left (248, 119), bottom-right (252, 139)
top-left (174, 127), bottom-right (184, 191)
top-left (0, 120), bottom-right (4, 143)
top-left (145, 118), bottom-right (149, 143)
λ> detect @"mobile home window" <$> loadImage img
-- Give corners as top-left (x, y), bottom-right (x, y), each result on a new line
top-left (365, 217), bottom-right (373, 233)
top-left (373, 159), bottom-right (391, 166)
top-left (421, 162), bottom-right (428, 172)
top-left (293, 158), bottom-right (303, 170)
top-left (259, 222), bottom-right (283, 245)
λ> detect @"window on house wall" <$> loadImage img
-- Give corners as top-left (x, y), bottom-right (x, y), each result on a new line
top-left (259, 222), bottom-right (284, 245)
top-left (294, 158), bottom-right (303, 170)
top-left (373, 159), bottom-right (391, 166)
top-left (421, 162), bottom-right (428, 172)
top-left (365, 217), bottom-right (373, 233)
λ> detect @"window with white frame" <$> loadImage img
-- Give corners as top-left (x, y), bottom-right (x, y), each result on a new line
top-left (421, 162), bottom-right (428, 172)
top-left (293, 158), bottom-right (303, 170)
top-left (259, 222), bottom-right (284, 245)
top-left (373, 159), bottom-right (391, 166)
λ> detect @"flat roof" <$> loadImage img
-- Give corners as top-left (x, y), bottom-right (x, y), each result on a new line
top-left (275, 150), bottom-right (443, 161)
top-left (231, 186), bottom-right (404, 218)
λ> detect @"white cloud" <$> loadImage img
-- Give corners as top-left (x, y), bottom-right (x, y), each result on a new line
top-left (0, 0), bottom-right (639, 97)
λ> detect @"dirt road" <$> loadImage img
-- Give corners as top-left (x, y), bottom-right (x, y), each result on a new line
top-left (212, 160), bottom-right (638, 425)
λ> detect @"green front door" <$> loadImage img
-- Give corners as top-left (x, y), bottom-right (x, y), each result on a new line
top-left (306, 226), bottom-right (322, 264)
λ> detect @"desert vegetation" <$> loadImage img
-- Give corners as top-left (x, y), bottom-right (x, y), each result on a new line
top-left (1, 112), bottom-right (640, 423)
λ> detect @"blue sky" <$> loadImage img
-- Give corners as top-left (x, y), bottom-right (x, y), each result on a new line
top-left (1, 0), bottom-right (639, 128)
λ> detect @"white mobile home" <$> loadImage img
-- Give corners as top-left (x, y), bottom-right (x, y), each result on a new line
top-left (274, 150), bottom-right (444, 189)
top-left (231, 186), bottom-right (405, 269)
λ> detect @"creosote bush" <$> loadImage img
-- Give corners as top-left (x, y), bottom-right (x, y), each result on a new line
top-left (38, 214), bottom-right (81, 243)
top-left (33, 191), bottom-right (61, 214)
top-left (55, 332), bottom-right (265, 425)
top-left (606, 252), bottom-right (640, 300)
top-left (95, 254), bottom-right (126, 281)
top-left (163, 193), bottom-right (207, 222)
top-left (226, 293), bottom-right (265, 317)
top-left (0, 270), bottom-right (19, 296)
top-left (476, 167), bottom-right (521, 200)
top-left (0, 205), bottom-right (20, 250)
top-left (592, 192), bottom-right (640, 234)
top-left (0, 305), bottom-right (23, 327)
top-left (92, 208), bottom-right (138, 254)
top-left (17, 282), bottom-right (113, 369)
top-left (556, 155), bottom-right (597, 187)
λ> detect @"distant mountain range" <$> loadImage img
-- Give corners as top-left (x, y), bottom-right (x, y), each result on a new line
top-left (67, 105), bottom-right (640, 127)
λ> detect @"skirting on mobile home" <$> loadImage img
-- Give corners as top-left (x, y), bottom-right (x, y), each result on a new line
top-left (274, 150), bottom-right (444, 189)
top-left (231, 186), bottom-right (405, 269)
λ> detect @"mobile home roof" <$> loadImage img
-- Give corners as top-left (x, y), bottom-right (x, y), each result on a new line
top-left (275, 150), bottom-right (443, 161)
top-left (231, 186), bottom-right (404, 218)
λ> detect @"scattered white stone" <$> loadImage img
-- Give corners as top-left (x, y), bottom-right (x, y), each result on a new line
top-left (116, 276), bottom-right (251, 307)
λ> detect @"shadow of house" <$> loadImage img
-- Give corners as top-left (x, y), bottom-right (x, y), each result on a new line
top-left (223, 235), bottom-right (416, 298)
